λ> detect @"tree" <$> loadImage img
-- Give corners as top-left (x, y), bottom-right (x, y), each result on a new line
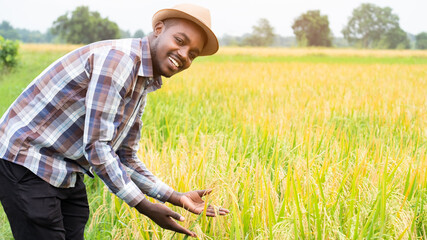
top-left (243, 18), bottom-right (275, 46)
top-left (120, 29), bottom-right (131, 38)
top-left (51, 6), bottom-right (120, 44)
top-left (0, 21), bottom-right (20, 40)
top-left (342, 3), bottom-right (409, 49)
top-left (16, 28), bottom-right (49, 43)
top-left (292, 10), bottom-right (332, 47)
top-left (416, 32), bottom-right (427, 49)
top-left (0, 35), bottom-right (19, 68)
top-left (133, 29), bottom-right (145, 38)
top-left (378, 27), bottom-right (410, 49)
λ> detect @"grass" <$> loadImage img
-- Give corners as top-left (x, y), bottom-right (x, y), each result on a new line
top-left (0, 44), bottom-right (426, 239)
top-left (0, 45), bottom-right (74, 113)
top-left (197, 54), bottom-right (427, 64)
top-left (202, 47), bottom-right (427, 64)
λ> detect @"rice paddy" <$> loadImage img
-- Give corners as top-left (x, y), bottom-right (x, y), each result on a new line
top-left (0, 44), bottom-right (426, 239)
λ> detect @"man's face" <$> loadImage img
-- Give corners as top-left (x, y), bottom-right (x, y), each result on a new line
top-left (151, 19), bottom-right (206, 78)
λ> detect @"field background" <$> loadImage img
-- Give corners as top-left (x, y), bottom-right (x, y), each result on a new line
top-left (0, 44), bottom-right (426, 239)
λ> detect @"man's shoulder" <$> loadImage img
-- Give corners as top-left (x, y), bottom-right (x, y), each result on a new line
top-left (87, 38), bottom-right (143, 59)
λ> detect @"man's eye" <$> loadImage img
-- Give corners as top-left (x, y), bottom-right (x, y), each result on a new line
top-left (175, 37), bottom-right (183, 44)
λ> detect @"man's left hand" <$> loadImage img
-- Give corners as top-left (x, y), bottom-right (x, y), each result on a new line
top-left (168, 190), bottom-right (229, 217)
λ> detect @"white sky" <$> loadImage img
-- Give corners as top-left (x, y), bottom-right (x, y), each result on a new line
top-left (0, 0), bottom-right (426, 38)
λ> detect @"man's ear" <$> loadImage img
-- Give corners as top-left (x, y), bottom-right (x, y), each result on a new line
top-left (153, 21), bottom-right (165, 37)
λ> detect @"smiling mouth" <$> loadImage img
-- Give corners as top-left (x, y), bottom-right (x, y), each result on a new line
top-left (169, 56), bottom-right (180, 68)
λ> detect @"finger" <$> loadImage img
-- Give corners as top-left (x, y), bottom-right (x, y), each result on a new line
top-left (169, 210), bottom-right (185, 222)
top-left (209, 205), bottom-right (229, 213)
top-left (219, 211), bottom-right (228, 215)
top-left (206, 206), bottom-right (229, 216)
top-left (204, 205), bottom-right (224, 217)
top-left (206, 205), bottom-right (215, 211)
top-left (205, 211), bottom-right (216, 217)
top-left (219, 207), bottom-right (230, 215)
top-left (204, 207), bottom-right (216, 217)
top-left (196, 189), bottom-right (212, 197)
top-left (168, 220), bottom-right (197, 237)
top-left (197, 206), bottom-right (229, 217)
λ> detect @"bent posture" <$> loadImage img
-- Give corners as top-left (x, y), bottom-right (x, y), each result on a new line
top-left (0, 4), bottom-right (228, 239)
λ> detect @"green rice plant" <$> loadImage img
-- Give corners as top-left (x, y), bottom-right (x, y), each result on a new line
top-left (0, 45), bottom-right (426, 239)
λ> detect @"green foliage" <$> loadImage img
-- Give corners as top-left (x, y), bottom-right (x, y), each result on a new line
top-left (0, 21), bottom-right (55, 43)
top-left (416, 32), bottom-right (427, 49)
top-left (378, 27), bottom-right (410, 49)
top-left (0, 35), bottom-right (19, 68)
top-left (120, 29), bottom-right (131, 38)
top-left (243, 18), bottom-right (275, 46)
top-left (0, 45), bottom-right (69, 114)
top-left (219, 34), bottom-right (244, 46)
top-left (0, 21), bottom-right (19, 40)
top-left (51, 6), bottom-right (120, 44)
top-left (198, 54), bottom-right (427, 65)
top-left (133, 29), bottom-right (145, 38)
top-left (342, 3), bottom-right (409, 49)
top-left (15, 28), bottom-right (52, 43)
top-left (292, 10), bottom-right (332, 47)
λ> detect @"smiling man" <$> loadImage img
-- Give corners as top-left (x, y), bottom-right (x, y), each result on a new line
top-left (150, 18), bottom-right (207, 77)
top-left (0, 4), bottom-right (228, 240)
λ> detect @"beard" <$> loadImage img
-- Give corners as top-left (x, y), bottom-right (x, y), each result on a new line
top-left (150, 39), bottom-right (162, 77)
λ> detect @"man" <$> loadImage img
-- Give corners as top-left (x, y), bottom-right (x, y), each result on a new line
top-left (0, 4), bottom-right (228, 239)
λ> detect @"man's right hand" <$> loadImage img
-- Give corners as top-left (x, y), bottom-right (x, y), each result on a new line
top-left (135, 198), bottom-right (197, 237)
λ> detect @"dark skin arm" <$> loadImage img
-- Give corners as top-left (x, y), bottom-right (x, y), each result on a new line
top-left (135, 198), bottom-right (197, 237)
top-left (136, 189), bottom-right (229, 238)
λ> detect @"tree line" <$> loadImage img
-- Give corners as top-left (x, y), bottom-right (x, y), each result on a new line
top-left (0, 6), bottom-right (145, 44)
top-left (1, 4), bottom-right (426, 49)
top-left (232, 3), bottom-right (426, 49)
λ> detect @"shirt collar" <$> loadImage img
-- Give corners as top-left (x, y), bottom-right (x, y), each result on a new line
top-left (138, 37), bottom-right (162, 92)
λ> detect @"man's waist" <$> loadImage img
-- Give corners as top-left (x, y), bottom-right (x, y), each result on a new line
top-left (2, 154), bottom-right (91, 188)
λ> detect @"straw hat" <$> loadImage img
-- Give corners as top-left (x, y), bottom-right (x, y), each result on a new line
top-left (152, 4), bottom-right (219, 56)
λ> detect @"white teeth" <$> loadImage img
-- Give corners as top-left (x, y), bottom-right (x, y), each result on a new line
top-left (169, 57), bottom-right (179, 68)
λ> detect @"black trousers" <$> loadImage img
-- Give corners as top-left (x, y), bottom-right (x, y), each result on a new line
top-left (0, 159), bottom-right (89, 240)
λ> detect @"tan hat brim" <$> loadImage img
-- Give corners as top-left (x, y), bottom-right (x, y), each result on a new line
top-left (152, 9), bottom-right (219, 56)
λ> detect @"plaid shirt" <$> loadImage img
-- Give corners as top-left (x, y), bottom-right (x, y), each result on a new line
top-left (0, 37), bottom-right (173, 207)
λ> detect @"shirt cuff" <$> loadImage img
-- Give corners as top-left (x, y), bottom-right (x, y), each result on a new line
top-left (146, 181), bottom-right (174, 203)
top-left (115, 181), bottom-right (146, 207)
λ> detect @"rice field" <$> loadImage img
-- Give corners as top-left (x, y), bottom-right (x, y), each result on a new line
top-left (0, 44), bottom-right (426, 239)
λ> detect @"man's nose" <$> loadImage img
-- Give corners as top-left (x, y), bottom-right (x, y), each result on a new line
top-left (178, 48), bottom-right (190, 67)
